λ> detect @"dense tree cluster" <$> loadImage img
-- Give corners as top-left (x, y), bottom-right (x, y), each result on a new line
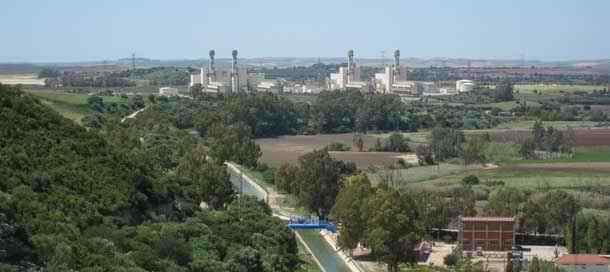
top-left (331, 175), bottom-right (423, 272)
top-left (37, 67), bottom-right (60, 78)
top-left (44, 67), bottom-right (189, 88)
top-left (369, 133), bottom-right (412, 152)
top-left (0, 84), bottom-right (300, 271)
top-left (274, 149), bottom-right (356, 216)
top-left (430, 126), bottom-right (465, 161)
top-left (183, 90), bottom-right (418, 138)
top-left (520, 121), bottom-right (576, 159)
top-left (409, 66), bottom-right (608, 85)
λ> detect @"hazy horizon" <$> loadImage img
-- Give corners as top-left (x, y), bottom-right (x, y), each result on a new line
top-left (2, 0), bottom-right (609, 62)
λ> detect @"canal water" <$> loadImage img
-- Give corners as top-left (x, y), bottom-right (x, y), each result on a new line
top-left (229, 170), bottom-right (354, 272)
top-left (296, 229), bottom-right (353, 272)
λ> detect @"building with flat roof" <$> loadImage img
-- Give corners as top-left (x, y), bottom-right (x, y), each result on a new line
top-left (557, 255), bottom-right (609, 272)
top-left (460, 217), bottom-right (515, 252)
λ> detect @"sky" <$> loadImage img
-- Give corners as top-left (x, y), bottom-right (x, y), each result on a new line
top-left (1, 0), bottom-right (609, 62)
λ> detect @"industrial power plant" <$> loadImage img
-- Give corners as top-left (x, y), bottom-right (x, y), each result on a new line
top-left (190, 48), bottom-right (475, 96)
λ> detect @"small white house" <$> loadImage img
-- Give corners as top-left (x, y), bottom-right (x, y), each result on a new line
top-left (557, 255), bottom-right (609, 272)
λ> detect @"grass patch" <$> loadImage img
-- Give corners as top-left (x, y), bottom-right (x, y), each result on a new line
top-left (495, 120), bottom-right (599, 129)
top-left (507, 147), bottom-right (610, 164)
top-left (25, 91), bottom-right (127, 123)
top-left (412, 168), bottom-right (610, 192)
top-left (369, 163), bottom-right (481, 186)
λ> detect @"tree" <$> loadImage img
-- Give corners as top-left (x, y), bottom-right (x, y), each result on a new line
top-left (81, 112), bottom-right (105, 128)
top-left (383, 133), bottom-right (411, 152)
top-left (562, 126), bottom-right (576, 153)
top-left (431, 126), bottom-right (464, 161)
top-left (353, 134), bottom-right (365, 152)
top-left (296, 149), bottom-right (356, 216)
top-left (274, 163), bottom-right (298, 194)
top-left (226, 247), bottom-right (264, 272)
top-left (463, 135), bottom-right (487, 165)
top-left (87, 95), bottom-right (105, 113)
top-left (416, 192), bottom-right (449, 240)
top-left (415, 144), bottom-right (434, 165)
top-left (543, 126), bottom-right (563, 152)
top-left (330, 174), bottom-right (373, 255)
top-left (451, 186), bottom-right (477, 217)
top-left (366, 187), bottom-right (422, 272)
top-left (495, 80), bottom-right (514, 102)
top-left (461, 175), bottom-right (479, 186)
top-left (128, 95), bottom-right (145, 110)
top-left (38, 67), bottom-right (60, 78)
top-left (176, 145), bottom-right (234, 209)
top-left (532, 120), bottom-right (545, 149)
top-left (520, 137), bottom-right (536, 159)
top-left (207, 122), bottom-right (261, 168)
top-left (487, 187), bottom-right (526, 217)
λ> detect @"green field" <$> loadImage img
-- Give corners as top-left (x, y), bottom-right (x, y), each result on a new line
top-left (495, 120), bottom-right (599, 129)
top-left (512, 147), bottom-right (610, 164)
top-left (514, 84), bottom-right (605, 94)
top-left (26, 91), bottom-right (127, 123)
top-left (369, 163), bottom-right (483, 186)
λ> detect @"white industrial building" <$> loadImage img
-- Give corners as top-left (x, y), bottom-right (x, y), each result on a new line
top-left (373, 49), bottom-right (419, 96)
top-left (158, 87), bottom-right (178, 97)
top-left (329, 50), bottom-right (368, 91)
top-left (456, 79), bottom-right (475, 93)
top-left (190, 49), bottom-right (249, 94)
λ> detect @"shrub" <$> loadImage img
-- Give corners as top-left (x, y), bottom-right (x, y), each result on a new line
top-left (326, 142), bottom-right (351, 151)
top-left (462, 175), bottom-right (479, 186)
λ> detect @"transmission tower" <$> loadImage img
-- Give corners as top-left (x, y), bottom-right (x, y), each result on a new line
top-left (131, 53), bottom-right (136, 70)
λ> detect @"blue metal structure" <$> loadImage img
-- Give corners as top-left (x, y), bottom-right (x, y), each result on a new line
top-left (288, 216), bottom-right (337, 233)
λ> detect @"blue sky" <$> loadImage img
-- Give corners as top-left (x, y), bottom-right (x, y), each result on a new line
top-left (1, 0), bottom-right (608, 62)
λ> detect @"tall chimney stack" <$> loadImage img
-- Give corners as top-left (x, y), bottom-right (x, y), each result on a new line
top-left (394, 49), bottom-right (400, 68)
top-left (347, 49), bottom-right (354, 83)
top-left (231, 49), bottom-right (239, 93)
top-left (393, 49), bottom-right (400, 83)
top-left (208, 49), bottom-right (216, 83)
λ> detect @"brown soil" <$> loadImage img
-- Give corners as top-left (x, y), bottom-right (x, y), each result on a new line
top-left (256, 133), bottom-right (406, 168)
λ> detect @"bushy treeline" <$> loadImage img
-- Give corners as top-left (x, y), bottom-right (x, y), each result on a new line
top-left (409, 66), bottom-right (608, 85)
top-left (274, 149), bottom-right (357, 216)
top-left (0, 84), bottom-right (300, 272)
top-left (43, 67), bottom-right (189, 88)
top-left (182, 90), bottom-right (421, 138)
top-left (520, 121), bottom-right (576, 159)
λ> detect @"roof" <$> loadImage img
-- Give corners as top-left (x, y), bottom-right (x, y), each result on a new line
top-left (462, 217), bottom-right (515, 222)
top-left (558, 255), bottom-right (609, 266)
